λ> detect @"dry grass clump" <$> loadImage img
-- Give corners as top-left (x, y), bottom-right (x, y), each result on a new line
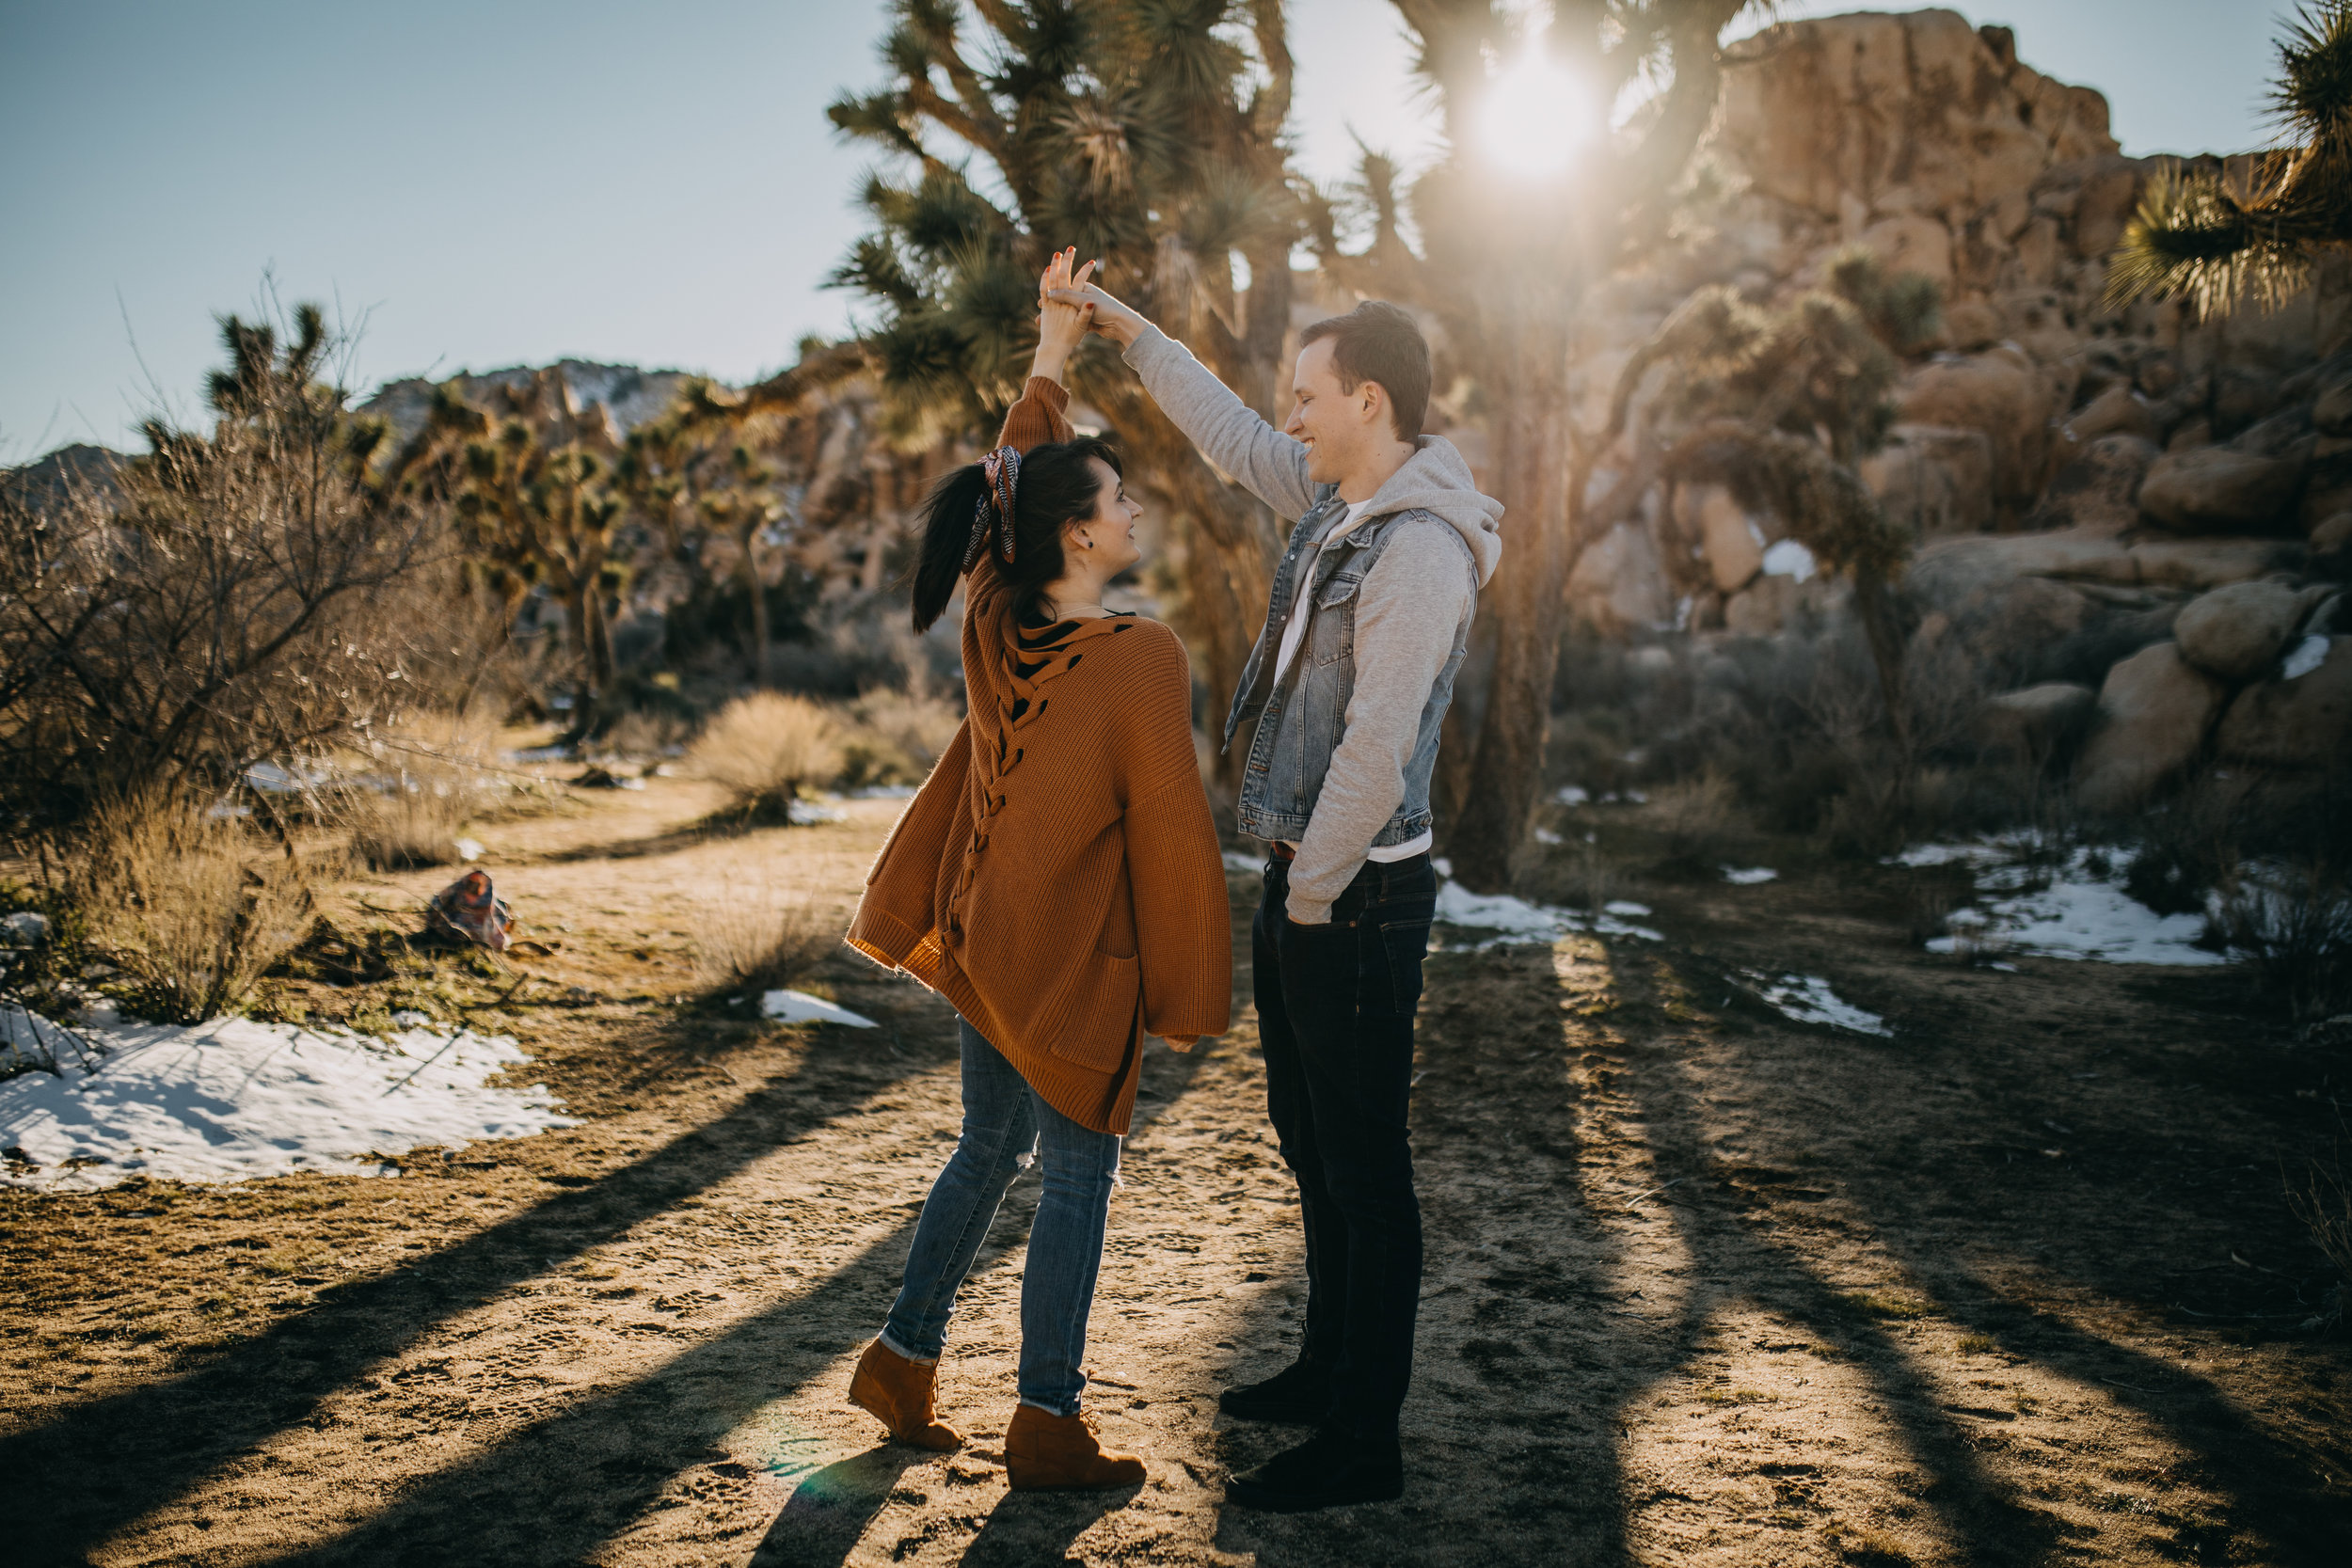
top-left (80, 791), bottom-right (334, 1022)
top-left (339, 709), bottom-right (530, 868)
top-left (840, 689), bottom-right (964, 788)
top-left (693, 887), bottom-right (840, 997)
top-left (1651, 768), bottom-right (1741, 870)
top-left (690, 693), bottom-right (846, 818)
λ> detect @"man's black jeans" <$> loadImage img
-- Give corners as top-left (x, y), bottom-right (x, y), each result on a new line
top-left (1253, 849), bottom-right (1438, 1444)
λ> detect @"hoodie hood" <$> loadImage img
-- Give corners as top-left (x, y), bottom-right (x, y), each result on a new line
top-left (1343, 436), bottom-right (1503, 587)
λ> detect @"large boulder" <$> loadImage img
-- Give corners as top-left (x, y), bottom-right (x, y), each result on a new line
top-left (1861, 423), bottom-right (1995, 539)
top-left (1566, 521), bottom-right (1674, 637)
top-left (2062, 384), bottom-right (2162, 446)
top-left (2031, 435), bottom-right (2158, 533)
top-left (2073, 642), bottom-right (2229, 812)
top-left (2137, 444), bottom-right (2311, 534)
top-left (1718, 10), bottom-right (2115, 228)
top-left (2214, 637), bottom-right (2352, 768)
top-left (1896, 348), bottom-right (2062, 509)
top-left (2312, 511), bottom-right (2352, 568)
top-left (1975, 682), bottom-right (2097, 759)
top-left (2171, 580), bottom-right (2311, 681)
top-left (1679, 484), bottom-right (1766, 593)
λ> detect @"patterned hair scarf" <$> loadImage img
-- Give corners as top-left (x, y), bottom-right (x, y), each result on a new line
top-left (962, 445), bottom-right (1022, 571)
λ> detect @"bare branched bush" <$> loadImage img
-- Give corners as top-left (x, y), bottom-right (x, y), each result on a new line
top-left (79, 791), bottom-right (334, 1022)
top-left (840, 689), bottom-right (964, 788)
top-left (2207, 860), bottom-right (2352, 1021)
top-left (2287, 1143), bottom-right (2352, 1335)
top-left (0, 303), bottom-right (449, 824)
top-left (690, 692), bottom-right (846, 818)
top-left (694, 887), bottom-right (840, 997)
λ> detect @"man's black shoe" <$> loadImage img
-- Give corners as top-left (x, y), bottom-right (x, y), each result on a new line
top-left (1225, 1428), bottom-right (1403, 1512)
top-left (1216, 1361), bottom-right (1332, 1424)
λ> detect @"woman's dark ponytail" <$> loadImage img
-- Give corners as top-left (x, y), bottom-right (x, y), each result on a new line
top-left (909, 436), bottom-right (1122, 632)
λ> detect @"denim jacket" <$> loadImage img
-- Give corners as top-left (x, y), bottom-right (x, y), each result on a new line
top-left (1223, 493), bottom-right (1479, 847)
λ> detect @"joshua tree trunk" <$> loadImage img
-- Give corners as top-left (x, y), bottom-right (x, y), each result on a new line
top-left (1447, 328), bottom-right (1573, 891)
top-left (734, 518), bottom-right (771, 686)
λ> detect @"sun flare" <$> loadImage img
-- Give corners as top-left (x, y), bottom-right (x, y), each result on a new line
top-left (1476, 44), bottom-right (1592, 179)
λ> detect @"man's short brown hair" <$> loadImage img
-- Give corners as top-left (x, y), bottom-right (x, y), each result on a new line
top-left (1298, 300), bottom-right (1430, 441)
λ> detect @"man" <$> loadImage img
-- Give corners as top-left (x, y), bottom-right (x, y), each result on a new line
top-left (1053, 279), bottom-right (1502, 1510)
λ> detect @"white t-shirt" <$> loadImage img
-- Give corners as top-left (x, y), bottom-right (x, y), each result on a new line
top-left (1271, 499), bottom-right (1433, 863)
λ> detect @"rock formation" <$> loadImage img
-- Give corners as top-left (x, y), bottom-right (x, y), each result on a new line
top-left (1562, 7), bottom-right (2350, 814)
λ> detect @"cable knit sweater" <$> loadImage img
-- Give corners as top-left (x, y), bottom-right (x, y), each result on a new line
top-left (846, 377), bottom-right (1232, 1135)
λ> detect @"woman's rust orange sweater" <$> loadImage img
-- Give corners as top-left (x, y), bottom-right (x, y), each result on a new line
top-left (846, 377), bottom-right (1232, 1135)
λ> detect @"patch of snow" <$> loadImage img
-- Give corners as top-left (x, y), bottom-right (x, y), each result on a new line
top-left (455, 837), bottom-right (485, 863)
top-left (1604, 900), bottom-right (1651, 917)
top-left (1534, 828), bottom-right (1564, 846)
top-left (1722, 866), bottom-right (1778, 885)
top-left (761, 990), bottom-right (878, 1028)
top-left (1555, 785), bottom-right (1590, 806)
top-left (1891, 842), bottom-right (2011, 869)
top-left (244, 760), bottom-right (333, 795)
top-left (1433, 881), bottom-right (1664, 948)
top-left (2282, 634), bottom-right (2329, 680)
top-left (1918, 847), bottom-right (2225, 967)
top-left (0, 1016), bottom-right (577, 1192)
top-left (1432, 858), bottom-right (1453, 878)
top-left (1742, 971), bottom-right (1891, 1037)
top-left (1222, 851), bottom-right (1265, 875)
top-left (787, 800), bottom-right (846, 825)
top-left (850, 784), bottom-right (918, 800)
top-left (390, 1009), bottom-right (433, 1029)
top-left (1760, 539), bottom-right (1817, 582)
top-left (506, 746), bottom-right (570, 765)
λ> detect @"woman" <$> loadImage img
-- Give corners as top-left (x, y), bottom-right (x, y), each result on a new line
top-left (843, 248), bottom-right (1232, 1490)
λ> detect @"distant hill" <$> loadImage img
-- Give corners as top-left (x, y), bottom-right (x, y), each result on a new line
top-left (358, 359), bottom-right (697, 444)
top-left (0, 442), bottom-right (124, 512)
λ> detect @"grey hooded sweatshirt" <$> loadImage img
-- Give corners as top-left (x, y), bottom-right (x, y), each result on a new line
top-left (1123, 325), bottom-right (1504, 922)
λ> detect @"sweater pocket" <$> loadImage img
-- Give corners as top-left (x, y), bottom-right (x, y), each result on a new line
top-left (1043, 949), bottom-right (1142, 1074)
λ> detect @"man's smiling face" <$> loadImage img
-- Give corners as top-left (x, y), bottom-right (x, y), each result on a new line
top-left (1283, 338), bottom-right (1359, 487)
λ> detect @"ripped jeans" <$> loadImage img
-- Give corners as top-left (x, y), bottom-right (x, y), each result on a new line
top-left (879, 1018), bottom-right (1121, 1416)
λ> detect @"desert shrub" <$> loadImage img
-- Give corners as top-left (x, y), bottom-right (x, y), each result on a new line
top-left (338, 709), bottom-right (544, 868)
top-left (690, 692), bottom-right (846, 818)
top-left (0, 305), bottom-right (445, 825)
top-left (1523, 829), bottom-right (1617, 912)
top-left (2206, 860), bottom-right (2352, 1021)
top-left (2287, 1147), bottom-right (2351, 1334)
top-left (1651, 768), bottom-right (1742, 869)
top-left (694, 887), bottom-right (839, 996)
top-left (839, 689), bottom-right (965, 789)
top-left (79, 791), bottom-right (334, 1022)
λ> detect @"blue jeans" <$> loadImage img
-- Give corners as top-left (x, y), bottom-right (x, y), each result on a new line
top-left (880, 1018), bottom-right (1121, 1417)
top-left (1255, 850), bottom-right (1437, 1443)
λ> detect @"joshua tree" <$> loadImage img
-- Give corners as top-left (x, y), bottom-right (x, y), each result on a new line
top-left (2107, 0), bottom-right (2352, 317)
top-left (1594, 250), bottom-right (1931, 736)
top-left (827, 0), bottom-right (1303, 760)
top-left (448, 372), bottom-right (628, 730)
top-left (1321, 0), bottom-right (1759, 889)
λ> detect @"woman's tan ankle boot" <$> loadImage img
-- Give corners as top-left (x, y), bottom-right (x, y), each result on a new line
top-left (1003, 1403), bottom-right (1146, 1490)
top-left (848, 1338), bottom-right (964, 1450)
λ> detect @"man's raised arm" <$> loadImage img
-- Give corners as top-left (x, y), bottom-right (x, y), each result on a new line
top-left (1048, 281), bottom-right (1317, 520)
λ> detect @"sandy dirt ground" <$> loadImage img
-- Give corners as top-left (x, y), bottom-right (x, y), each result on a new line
top-left (3, 775), bottom-right (2347, 1567)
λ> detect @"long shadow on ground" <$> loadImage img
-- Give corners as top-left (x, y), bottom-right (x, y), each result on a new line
top-left (6, 1021), bottom-right (948, 1567)
top-left (1622, 940), bottom-right (2351, 1564)
top-left (251, 1034), bottom-right (1211, 1565)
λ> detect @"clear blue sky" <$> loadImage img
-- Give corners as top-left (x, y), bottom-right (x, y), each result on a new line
top-left (1, 1), bottom-right (2276, 456)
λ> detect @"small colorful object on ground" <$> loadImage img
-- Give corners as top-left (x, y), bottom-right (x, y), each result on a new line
top-left (426, 869), bottom-right (513, 952)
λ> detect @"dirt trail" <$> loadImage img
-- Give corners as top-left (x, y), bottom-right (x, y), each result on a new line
top-left (2, 780), bottom-right (2346, 1566)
